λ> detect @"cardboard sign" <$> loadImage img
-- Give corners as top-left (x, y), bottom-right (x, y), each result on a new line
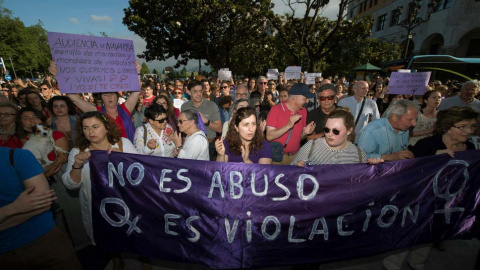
top-left (47, 32), bottom-right (140, 94)
top-left (218, 70), bottom-right (232, 81)
top-left (305, 73), bottom-right (322, 85)
top-left (388, 72), bottom-right (431, 95)
top-left (284, 66), bottom-right (302, 80)
top-left (267, 69), bottom-right (279, 80)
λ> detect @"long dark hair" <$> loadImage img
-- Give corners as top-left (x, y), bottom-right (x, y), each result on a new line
top-left (47, 96), bottom-right (77, 116)
top-left (225, 107), bottom-right (264, 157)
top-left (16, 107), bottom-right (47, 139)
top-left (75, 111), bottom-right (121, 151)
top-left (25, 90), bottom-right (48, 110)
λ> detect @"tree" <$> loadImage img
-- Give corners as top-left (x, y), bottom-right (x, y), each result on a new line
top-left (152, 68), bottom-right (159, 75)
top-left (0, 2), bottom-right (50, 77)
top-left (123, 0), bottom-right (274, 75)
top-left (140, 62), bottom-right (150, 75)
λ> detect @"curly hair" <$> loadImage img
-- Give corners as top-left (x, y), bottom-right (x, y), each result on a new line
top-left (434, 106), bottom-right (479, 135)
top-left (75, 111), bottom-right (121, 151)
top-left (47, 96), bottom-right (77, 116)
top-left (153, 94), bottom-right (174, 116)
top-left (225, 107), bottom-right (264, 157)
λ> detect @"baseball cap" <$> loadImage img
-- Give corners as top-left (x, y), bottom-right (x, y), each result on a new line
top-left (288, 83), bottom-right (315, 99)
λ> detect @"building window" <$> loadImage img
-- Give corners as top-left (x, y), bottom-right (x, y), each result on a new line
top-left (390, 9), bottom-right (401, 26)
top-left (435, 0), bottom-right (453, 12)
top-left (466, 38), bottom-right (480, 57)
top-left (377, 14), bottom-right (387, 31)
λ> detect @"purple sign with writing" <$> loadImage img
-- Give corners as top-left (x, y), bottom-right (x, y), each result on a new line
top-left (388, 71), bottom-right (431, 95)
top-left (90, 151), bottom-right (480, 268)
top-left (47, 32), bottom-right (140, 94)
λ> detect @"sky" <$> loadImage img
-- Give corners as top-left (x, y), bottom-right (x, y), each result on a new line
top-left (4, 0), bottom-right (340, 72)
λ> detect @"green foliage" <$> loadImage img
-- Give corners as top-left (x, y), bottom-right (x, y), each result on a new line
top-left (152, 68), bottom-right (158, 75)
top-left (0, 3), bottom-right (50, 77)
top-left (140, 62), bottom-right (150, 75)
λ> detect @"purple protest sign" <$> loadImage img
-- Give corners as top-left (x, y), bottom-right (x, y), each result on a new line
top-left (90, 151), bottom-right (480, 268)
top-left (47, 32), bottom-right (140, 94)
top-left (387, 71), bottom-right (431, 95)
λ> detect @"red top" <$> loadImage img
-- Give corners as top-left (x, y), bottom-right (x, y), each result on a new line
top-left (0, 135), bottom-right (23, 148)
top-left (143, 96), bottom-right (156, 107)
top-left (96, 103), bottom-right (132, 139)
top-left (24, 130), bottom-right (65, 161)
top-left (266, 102), bottom-right (307, 154)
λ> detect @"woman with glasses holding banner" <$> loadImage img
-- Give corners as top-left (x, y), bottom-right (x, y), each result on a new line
top-left (134, 104), bottom-right (175, 157)
top-left (215, 107), bottom-right (272, 164)
top-left (410, 106), bottom-right (479, 158)
top-left (292, 109), bottom-right (383, 166)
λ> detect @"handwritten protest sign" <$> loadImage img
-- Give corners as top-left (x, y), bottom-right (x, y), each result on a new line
top-left (47, 32), bottom-right (140, 94)
top-left (267, 69), bottom-right (279, 80)
top-left (218, 70), bottom-right (232, 81)
top-left (90, 151), bottom-right (480, 269)
top-left (284, 66), bottom-right (302, 80)
top-left (305, 73), bottom-right (322, 84)
top-left (388, 71), bottom-right (431, 95)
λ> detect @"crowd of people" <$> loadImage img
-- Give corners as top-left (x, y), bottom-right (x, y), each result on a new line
top-left (1, 68), bottom-right (480, 269)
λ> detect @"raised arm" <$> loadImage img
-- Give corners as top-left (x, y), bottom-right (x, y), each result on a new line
top-left (67, 94), bottom-right (97, 113)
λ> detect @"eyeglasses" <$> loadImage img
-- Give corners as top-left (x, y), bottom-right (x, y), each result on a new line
top-left (452, 124), bottom-right (478, 132)
top-left (258, 82), bottom-right (268, 85)
top-left (173, 92), bottom-right (182, 95)
top-left (255, 105), bottom-right (261, 108)
top-left (319, 95), bottom-right (335, 101)
top-left (236, 93), bottom-right (248, 97)
top-left (178, 119), bottom-right (190, 124)
top-left (0, 112), bottom-right (16, 117)
top-left (153, 117), bottom-right (168, 124)
top-left (220, 86), bottom-right (229, 89)
top-left (323, 127), bottom-right (341, 135)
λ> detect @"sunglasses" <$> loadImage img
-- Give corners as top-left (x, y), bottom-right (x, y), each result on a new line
top-left (259, 82), bottom-right (268, 85)
top-left (323, 127), bottom-right (341, 135)
top-left (319, 95), bottom-right (335, 101)
top-left (268, 83), bottom-right (275, 86)
top-left (40, 87), bottom-right (49, 90)
top-left (153, 117), bottom-right (168, 124)
top-left (173, 92), bottom-right (182, 95)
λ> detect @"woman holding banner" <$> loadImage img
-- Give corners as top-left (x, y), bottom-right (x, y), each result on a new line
top-left (292, 109), bottom-right (383, 166)
top-left (215, 107), bottom-right (272, 164)
top-left (62, 111), bottom-right (136, 268)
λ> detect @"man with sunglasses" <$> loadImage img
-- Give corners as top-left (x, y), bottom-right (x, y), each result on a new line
top-left (338, 81), bottom-right (380, 144)
top-left (39, 82), bottom-right (56, 101)
top-left (251, 76), bottom-right (273, 111)
top-left (307, 84), bottom-right (338, 141)
top-left (266, 83), bottom-right (316, 165)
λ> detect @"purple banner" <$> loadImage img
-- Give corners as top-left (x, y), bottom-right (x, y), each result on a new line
top-left (388, 71), bottom-right (431, 95)
top-left (47, 32), bottom-right (140, 94)
top-left (90, 151), bottom-right (480, 269)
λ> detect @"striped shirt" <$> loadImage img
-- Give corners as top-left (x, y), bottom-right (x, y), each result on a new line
top-left (291, 138), bottom-right (367, 165)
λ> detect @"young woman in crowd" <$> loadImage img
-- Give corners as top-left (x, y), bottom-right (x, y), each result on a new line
top-left (62, 111), bottom-right (137, 269)
top-left (0, 102), bottom-right (22, 148)
top-left (172, 109), bottom-right (209, 161)
top-left (409, 90), bottom-right (442, 146)
top-left (410, 106), bottom-right (479, 157)
top-left (47, 96), bottom-right (78, 150)
top-left (248, 78), bottom-right (256, 93)
top-left (132, 94), bottom-right (145, 129)
top-left (7, 85), bottom-right (20, 105)
top-left (292, 109), bottom-right (383, 166)
top-left (268, 80), bottom-right (279, 101)
top-left (17, 107), bottom-right (69, 177)
top-left (25, 90), bottom-right (50, 119)
top-left (153, 94), bottom-right (178, 132)
top-left (278, 89), bottom-right (289, 103)
top-left (134, 104), bottom-right (175, 157)
top-left (215, 107), bottom-right (272, 164)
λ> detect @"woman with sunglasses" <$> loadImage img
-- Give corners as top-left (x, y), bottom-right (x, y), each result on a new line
top-left (62, 111), bottom-right (136, 268)
top-left (153, 94), bottom-right (178, 132)
top-left (292, 109), bottom-right (383, 166)
top-left (171, 109), bottom-right (209, 160)
top-left (134, 104), bottom-right (175, 157)
top-left (216, 107), bottom-right (272, 164)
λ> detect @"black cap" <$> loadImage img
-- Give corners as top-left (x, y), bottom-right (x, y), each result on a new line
top-left (288, 83), bottom-right (315, 99)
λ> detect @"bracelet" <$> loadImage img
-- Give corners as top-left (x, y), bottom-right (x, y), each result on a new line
top-left (72, 164), bottom-right (84, 170)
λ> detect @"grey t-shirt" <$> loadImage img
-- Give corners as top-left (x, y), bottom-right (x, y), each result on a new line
top-left (181, 99), bottom-right (221, 139)
top-left (437, 96), bottom-right (480, 112)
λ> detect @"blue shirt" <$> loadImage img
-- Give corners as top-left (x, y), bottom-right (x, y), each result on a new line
top-left (358, 118), bottom-right (409, 159)
top-left (0, 147), bottom-right (54, 253)
top-left (338, 96), bottom-right (380, 143)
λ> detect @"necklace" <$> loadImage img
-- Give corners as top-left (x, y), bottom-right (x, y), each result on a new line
top-left (0, 125), bottom-right (16, 136)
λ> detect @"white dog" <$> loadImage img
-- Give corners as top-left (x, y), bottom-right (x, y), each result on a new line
top-left (23, 124), bottom-right (68, 166)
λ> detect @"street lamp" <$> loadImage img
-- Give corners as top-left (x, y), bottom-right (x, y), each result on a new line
top-left (396, 0), bottom-right (439, 59)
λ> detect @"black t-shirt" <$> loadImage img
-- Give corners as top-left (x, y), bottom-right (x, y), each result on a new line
top-left (409, 134), bottom-right (476, 158)
top-left (307, 105), bottom-right (337, 135)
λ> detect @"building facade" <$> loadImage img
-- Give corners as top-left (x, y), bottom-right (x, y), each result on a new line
top-left (347, 0), bottom-right (480, 58)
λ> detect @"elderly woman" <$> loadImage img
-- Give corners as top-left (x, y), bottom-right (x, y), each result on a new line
top-left (62, 111), bottom-right (136, 245)
top-left (47, 96), bottom-right (78, 150)
top-left (409, 90), bottom-right (442, 146)
top-left (216, 107), bottom-right (272, 164)
top-left (410, 106), bottom-right (479, 157)
top-left (0, 102), bottom-right (22, 148)
top-left (134, 104), bottom-right (175, 157)
top-left (292, 109), bottom-right (383, 166)
top-left (172, 109), bottom-right (209, 160)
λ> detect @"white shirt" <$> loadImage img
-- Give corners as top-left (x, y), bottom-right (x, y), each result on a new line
top-left (178, 130), bottom-right (209, 161)
top-left (133, 123), bottom-right (175, 157)
top-left (62, 138), bottom-right (137, 245)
